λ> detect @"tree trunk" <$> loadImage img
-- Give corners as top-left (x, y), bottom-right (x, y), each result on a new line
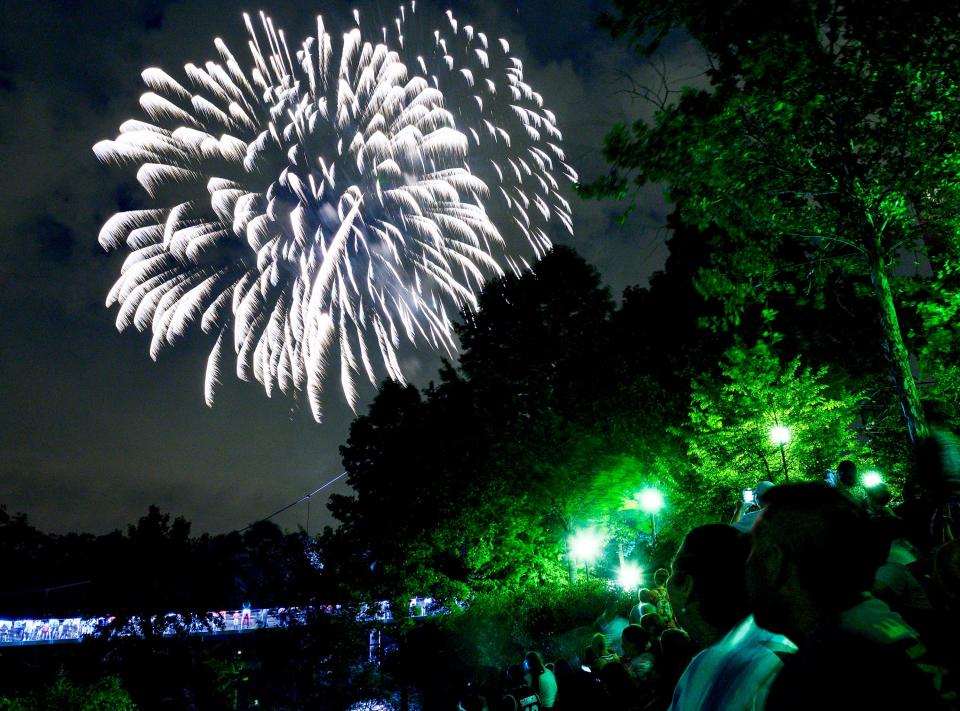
top-left (868, 235), bottom-right (928, 445)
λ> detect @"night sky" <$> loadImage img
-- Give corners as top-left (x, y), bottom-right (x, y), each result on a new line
top-left (0, 0), bottom-right (703, 535)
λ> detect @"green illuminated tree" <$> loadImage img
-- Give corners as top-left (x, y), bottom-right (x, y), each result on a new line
top-left (586, 0), bottom-right (960, 448)
top-left (324, 378), bottom-right (480, 605)
top-left (324, 232), bottom-right (901, 604)
top-left (325, 247), bottom-right (620, 602)
top-left (0, 672), bottom-right (136, 711)
top-left (684, 340), bottom-right (867, 517)
top-left (917, 236), bottom-right (960, 431)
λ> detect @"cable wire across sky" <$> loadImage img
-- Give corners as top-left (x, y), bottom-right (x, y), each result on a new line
top-left (241, 470), bottom-right (348, 532)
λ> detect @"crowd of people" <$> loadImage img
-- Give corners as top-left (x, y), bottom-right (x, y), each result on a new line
top-left (0, 617), bottom-right (91, 643)
top-left (458, 442), bottom-right (960, 710)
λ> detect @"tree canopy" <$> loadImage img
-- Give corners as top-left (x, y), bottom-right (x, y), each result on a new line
top-left (585, 0), bottom-right (960, 451)
top-left (321, 242), bottom-right (873, 603)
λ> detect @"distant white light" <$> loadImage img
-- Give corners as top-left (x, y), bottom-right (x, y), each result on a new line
top-left (568, 528), bottom-right (605, 564)
top-left (616, 562), bottom-right (643, 591)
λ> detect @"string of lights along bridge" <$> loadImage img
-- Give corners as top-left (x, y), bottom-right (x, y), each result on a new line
top-left (0, 598), bottom-right (440, 648)
top-left (0, 471), bottom-right (428, 648)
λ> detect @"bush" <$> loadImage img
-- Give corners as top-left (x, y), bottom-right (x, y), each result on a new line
top-left (383, 579), bottom-right (622, 710)
top-left (0, 670), bottom-right (136, 711)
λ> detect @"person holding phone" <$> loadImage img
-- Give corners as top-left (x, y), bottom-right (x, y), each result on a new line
top-left (732, 481), bottom-right (775, 532)
top-left (523, 652), bottom-right (557, 708)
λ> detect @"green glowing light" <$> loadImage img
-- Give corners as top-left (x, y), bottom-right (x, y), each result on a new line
top-left (568, 527), bottom-right (605, 564)
top-left (636, 487), bottom-right (665, 515)
top-left (862, 470), bottom-right (883, 488)
top-left (616, 562), bottom-right (643, 590)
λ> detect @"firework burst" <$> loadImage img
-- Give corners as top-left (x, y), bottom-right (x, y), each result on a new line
top-left (94, 3), bottom-right (576, 421)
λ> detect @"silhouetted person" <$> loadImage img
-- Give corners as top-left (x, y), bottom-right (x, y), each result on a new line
top-left (732, 481), bottom-right (775, 533)
top-left (652, 567), bottom-right (675, 625)
top-left (638, 611), bottom-right (667, 641)
top-left (500, 664), bottom-right (540, 711)
top-left (929, 539), bottom-right (960, 684)
top-left (588, 631), bottom-right (618, 672)
top-left (656, 628), bottom-right (695, 706)
top-left (864, 482), bottom-right (895, 519)
top-left (459, 691), bottom-right (489, 711)
top-left (599, 661), bottom-right (636, 708)
top-left (747, 483), bottom-right (954, 709)
top-left (667, 524), bottom-right (795, 710)
top-left (620, 624), bottom-right (656, 684)
top-left (630, 588), bottom-right (660, 624)
top-left (833, 459), bottom-right (867, 508)
top-left (837, 459), bottom-right (857, 487)
top-left (871, 519), bottom-right (933, 636)
top-left (911, 429), bottom-right (960, 547)
top-left (523, 652), bottom-right (557, 709)
top-left (551, 659), bottom-right (606, 710)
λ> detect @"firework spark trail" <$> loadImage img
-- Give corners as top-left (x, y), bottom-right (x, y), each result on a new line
top-left (94, 3), bottom-right (577, 421)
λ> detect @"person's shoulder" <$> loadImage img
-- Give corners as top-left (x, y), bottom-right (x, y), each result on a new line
top-left (673, 645), bottom-right (711, 687)
top-left (732, 509), bottom-right (760, 532)
top-left (771, 632), bottom-right (953, 710)
top-left (726, 616), bottom-right (796, 655)
top-left (839, 596), bottom-right (918, 645)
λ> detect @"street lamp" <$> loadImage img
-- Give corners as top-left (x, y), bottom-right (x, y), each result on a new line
top-left (616, 562), bottom-right (643, 591)
top-left (769, 424), bottom-right (791, 483)
top-left (862, 470), bottom-right (883, 488)
top-left (636, 487), bottom-right (665, 544)
top-left (568, 527), bottom-right (605, 570)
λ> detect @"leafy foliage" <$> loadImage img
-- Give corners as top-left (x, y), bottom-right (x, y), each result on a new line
top-left (917, 245), bottom-right (960, 432)
top-left (586, 0), bottom-right (960, 445)
top-left (383, 580), bottom-right (620, 709)
top-left (324, 247), bottom-right (620, 604)
top-left (684, 340), bottom-right (868, 520)
top-left (320, 219), bottom-right (937, 623)
top-left (325, 242), bottom-right (870, 604)
top-left (0, 672), bottom-right (136, 711)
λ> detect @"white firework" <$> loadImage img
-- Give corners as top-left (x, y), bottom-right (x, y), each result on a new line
top-left (94, 3), bottom-right (577, 421)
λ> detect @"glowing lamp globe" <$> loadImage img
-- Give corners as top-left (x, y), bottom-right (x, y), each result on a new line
top-left (770, 425), bottom-right (791, 445)
top-left (568, 528), bottom-right (605, 564)
top-left (862, 470), bottom-right (883, 488)
top-left (636, 488), bottom-right (665, 515)
top-left (617, 562), bottom-right (643, 591)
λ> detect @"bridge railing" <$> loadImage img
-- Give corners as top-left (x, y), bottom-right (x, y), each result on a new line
top-left (0, 597), bottom-right (448, 647)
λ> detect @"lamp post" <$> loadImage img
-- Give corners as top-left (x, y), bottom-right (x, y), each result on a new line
top-left (769, 424), bottom-right (791, 483)
top-left (637, 487), bottom-right (665, 545)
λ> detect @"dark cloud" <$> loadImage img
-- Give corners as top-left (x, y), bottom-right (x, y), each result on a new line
top-left (0, 0), bottom-right (706, 535)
